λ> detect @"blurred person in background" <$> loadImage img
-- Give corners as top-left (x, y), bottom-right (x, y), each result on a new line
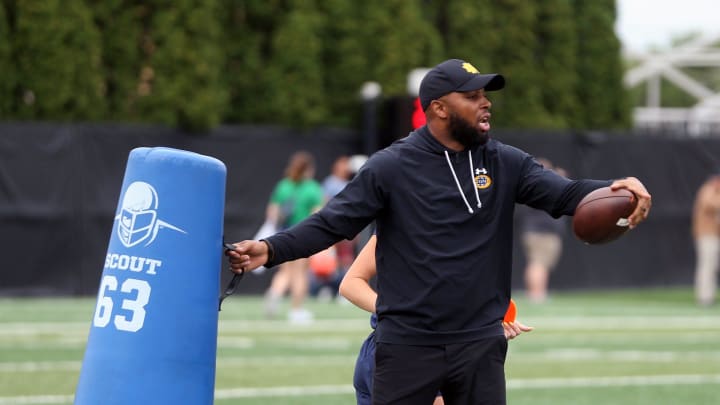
top-left (692, 173), bottom-right (720, 307)
top-left (347, 155), bottom-right (374, 258)
top-left (322, 155), bottom-right (352, 198)
top-left (310, 155), bottom-right (355, 301)
top-left (517, 158), bottom-right (569, 303)
top-left (263, 151), bottom-right (324, 323)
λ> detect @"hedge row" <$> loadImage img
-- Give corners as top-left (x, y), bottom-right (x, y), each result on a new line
top-left (0, 0), bottom-right (629, 132)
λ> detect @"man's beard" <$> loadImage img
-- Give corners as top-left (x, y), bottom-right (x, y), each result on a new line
top-left (448, 112), bottom-right (489, 147)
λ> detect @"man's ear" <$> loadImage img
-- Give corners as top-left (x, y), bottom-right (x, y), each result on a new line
top-left (430, 100), bottom-right (448, 119)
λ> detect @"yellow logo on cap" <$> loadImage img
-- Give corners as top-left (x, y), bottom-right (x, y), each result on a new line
top-left (462, 63), bottom-right (480, 74)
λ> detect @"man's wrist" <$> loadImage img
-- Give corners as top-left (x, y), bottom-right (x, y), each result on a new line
top-left (260, 239), bottom-right (274, 266)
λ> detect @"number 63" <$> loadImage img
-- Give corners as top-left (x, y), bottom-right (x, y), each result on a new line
top-left (92, 275), bottom-right (151, 332)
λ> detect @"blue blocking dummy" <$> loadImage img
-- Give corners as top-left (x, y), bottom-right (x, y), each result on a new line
top-left (75, 147), bottom-right (226, 405)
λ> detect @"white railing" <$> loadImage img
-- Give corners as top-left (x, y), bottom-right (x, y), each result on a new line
top-left (624, 34), bottom-right (720, 136)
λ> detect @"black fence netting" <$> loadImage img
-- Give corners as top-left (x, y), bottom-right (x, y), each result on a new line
top-left (0, 123), bottom-right (718, 295)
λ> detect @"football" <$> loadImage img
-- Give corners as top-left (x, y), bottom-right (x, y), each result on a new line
top-left (572, 186), bottom-right (638, 244)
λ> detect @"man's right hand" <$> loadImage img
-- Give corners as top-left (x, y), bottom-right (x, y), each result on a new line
top-left (225, 240), bottom-right (269, 274)
top-left (503, 320), bottom-right (533, 340)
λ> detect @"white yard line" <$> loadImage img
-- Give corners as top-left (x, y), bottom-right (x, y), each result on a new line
top-left (0, 361), bottom-right (80, 372)
top-left (3, 349), bottom-right (717, 374)
top-left (516, 348), bottom-right (720, 362)
top-left (506, 373), bottom-right (720, 389)
top-left (0, 394), bottom-right (73, 405)
top-left (217, 354), bottom-right (357, 366)
top-left (2, 374), bottom-right (719, 404)
top-left (2, 315), bottom-right (719, 336)
top-left (0, 319), bottom-right (370, 335)
top-left (0, 355), bottom-right (357, 373)
top-left (214, 384), bottom-right (355, 399)
top-left (519, 315), bottom-right (720, 330)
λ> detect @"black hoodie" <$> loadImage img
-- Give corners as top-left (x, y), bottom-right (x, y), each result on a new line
top-left (265, 126), bottom-right (610, 345)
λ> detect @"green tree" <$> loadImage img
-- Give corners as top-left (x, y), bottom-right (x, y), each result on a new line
top-left (536, 0), bottom-right (578, 128)
top-left (221, 0), bottom-right (286, 123)
top-left (361, 0), bottom-right (443, 97)
top-left (87, 0), bottom-right (144, 121)
top-left (0, 0), bottom-right (633, 131)
top-left (318, 1), bottom-right (371, 127)
top-left (575, 0), bottom-right (630, 129)
top-left (14, 0), bottom-right (105, 120)
top-left (263, 0), bottom-right (327, 127)
top-left (0, 1), bottom-right (14, 116)
top-left (439, 0), bottom-right (497, 70)
top-left (136, 0), bottom-right (227, 131)
top-left (486, 0), bottom-right (550, 129)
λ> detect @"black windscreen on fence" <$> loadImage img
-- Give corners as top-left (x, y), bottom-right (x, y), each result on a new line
top-left (0, 123), bottom-right (718, 295)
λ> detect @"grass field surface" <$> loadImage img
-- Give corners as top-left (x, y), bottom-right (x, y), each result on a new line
top-left (1, 288), bottom-right (718, 404)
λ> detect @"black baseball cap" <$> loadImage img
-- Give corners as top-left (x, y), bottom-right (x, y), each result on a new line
top-left (419, 59), bottom-right (505, 110)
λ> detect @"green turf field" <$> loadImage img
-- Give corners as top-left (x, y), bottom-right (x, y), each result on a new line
top-left (1, 288), bottom-right (719, 404)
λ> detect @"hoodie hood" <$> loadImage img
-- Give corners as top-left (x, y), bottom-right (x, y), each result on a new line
top-left (405, 126), bottom-right (489, 214)
top-left (406, 125), bottom-right (492, 154)
top-left (406, 125), bottom-right (453, 154)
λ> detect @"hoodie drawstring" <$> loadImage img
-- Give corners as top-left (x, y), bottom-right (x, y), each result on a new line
top-left (468, 150), bottom-right (483, 210)
top-left (444, 150), bottom-right (483, 214)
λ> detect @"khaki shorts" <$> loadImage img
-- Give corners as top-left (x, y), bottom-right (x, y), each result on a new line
top-left (522, 232), bottom-right (563, 270)
top-left (695, 235), bottom-right (720, 304)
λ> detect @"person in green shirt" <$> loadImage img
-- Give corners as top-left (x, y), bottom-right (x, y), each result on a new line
top-left (264, 151), bottom-right (324, 323)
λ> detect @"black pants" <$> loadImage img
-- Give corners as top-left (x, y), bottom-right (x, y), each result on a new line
top-left (372, 335), bottom-right (508, 405)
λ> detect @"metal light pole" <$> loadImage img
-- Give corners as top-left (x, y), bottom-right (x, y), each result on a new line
top-left (360, 81), bottom-right (382, 156)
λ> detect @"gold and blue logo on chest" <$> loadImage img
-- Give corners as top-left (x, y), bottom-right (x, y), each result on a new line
top-left (474, 168), bottom-right (492, 189)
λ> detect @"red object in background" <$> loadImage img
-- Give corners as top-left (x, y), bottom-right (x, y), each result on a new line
top-left (411, 97), bottom-right (426, 129)
top-left (309, 247), bottom-right (338, 278)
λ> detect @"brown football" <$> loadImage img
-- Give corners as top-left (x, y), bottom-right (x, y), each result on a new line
top-left (572, 187), bottom-right (637, 244)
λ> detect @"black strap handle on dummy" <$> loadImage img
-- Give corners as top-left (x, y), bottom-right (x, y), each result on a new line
top-left (219, 242), bottom-right (244, 311)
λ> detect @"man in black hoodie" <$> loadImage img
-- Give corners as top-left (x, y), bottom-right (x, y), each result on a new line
top-left (227, 58), bottom-right (652, 404)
